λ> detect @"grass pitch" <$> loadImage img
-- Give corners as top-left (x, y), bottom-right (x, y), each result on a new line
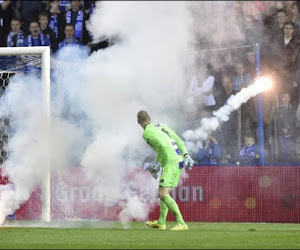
top-left (0, 221), bottom-right (300, 249)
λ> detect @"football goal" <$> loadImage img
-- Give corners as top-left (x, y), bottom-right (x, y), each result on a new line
top-left (0, 46), bottom-right (51, 222)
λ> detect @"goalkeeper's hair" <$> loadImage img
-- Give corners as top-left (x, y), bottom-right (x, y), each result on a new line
top-left (137, 110), bottom-right (150, 125)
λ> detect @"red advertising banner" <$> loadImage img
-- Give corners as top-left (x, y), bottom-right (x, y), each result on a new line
top-left (149, 166), bottom-right (300, 223)
top-left (1, 166), bottom-right (300, 223)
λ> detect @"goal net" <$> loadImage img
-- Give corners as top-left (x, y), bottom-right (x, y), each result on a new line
top-left (0, 46), bottom-right (299, 225)
top-left (0, 46), bottom-right (157, 225)
top-left (0, 47), bottom-right (51, 223)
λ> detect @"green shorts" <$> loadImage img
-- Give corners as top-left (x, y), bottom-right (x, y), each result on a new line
top-left (159, 160), bottom-right (183, 188)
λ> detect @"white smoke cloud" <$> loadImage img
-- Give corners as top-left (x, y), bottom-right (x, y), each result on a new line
top-left (0, 1), bottom-right (269, 227)
top-left (0, 1), bottom-right (194, 226)
top-left (183, 77), bottom-right (272, 154)
top-left (75, 1), bottom-right (195, 226)
top-left (0, 74), bottom-right (49, 224)
top-left (189, 1), bottom-right (245, 47)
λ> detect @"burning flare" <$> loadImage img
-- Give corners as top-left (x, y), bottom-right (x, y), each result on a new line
top-left (183, 76), bottom-right (273, 145)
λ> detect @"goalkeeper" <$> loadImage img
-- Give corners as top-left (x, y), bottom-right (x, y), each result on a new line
top-left (137, 110), bottom-right (194, 231)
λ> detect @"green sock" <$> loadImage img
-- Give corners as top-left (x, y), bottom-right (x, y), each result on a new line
top-left (161, 194), bottom-right (185, 225)
top-left (158, 199), bottom-right (168, 226)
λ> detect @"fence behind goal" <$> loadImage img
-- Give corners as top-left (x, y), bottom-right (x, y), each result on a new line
top-left (0, 47), bottom-right (299, 223)
top-left (1, 166), bottom-right (299, 222)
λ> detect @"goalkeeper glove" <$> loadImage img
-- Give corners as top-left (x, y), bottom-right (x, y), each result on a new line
top-left (144, 161), bottom-right (161, 179)
top-left (183, 154), bottom-right (195, 170)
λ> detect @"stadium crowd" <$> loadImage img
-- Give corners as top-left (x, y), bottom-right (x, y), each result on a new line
top-left (0, 0), bottom-right (110, 53)
top-left (180, 1), bottom-right (300, 166)
top-left (0, 1), bottom-right (300, 166)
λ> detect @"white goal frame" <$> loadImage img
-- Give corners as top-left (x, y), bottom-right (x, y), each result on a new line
top-left (0, 46), bottom-right (51, 222)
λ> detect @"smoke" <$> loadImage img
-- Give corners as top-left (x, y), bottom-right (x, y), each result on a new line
top-left (0, 1), bottom-right (194, 226)
top-left (183, 77), bottom-right (272, 154)
top-left (0, 1), bottom-right (273, 227)
top-left (189, 1), bottom-right (245, 47)
top-left (0, 74), bottom-right (50, 224)
top-left (79, 1), bottom-right (196, 226)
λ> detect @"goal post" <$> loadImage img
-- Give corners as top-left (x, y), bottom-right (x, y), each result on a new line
top-left (0, 46), bottom-right (51, 222)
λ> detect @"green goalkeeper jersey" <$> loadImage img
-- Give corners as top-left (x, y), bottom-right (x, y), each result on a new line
top-left (143, 123), bottom-right (188, 166)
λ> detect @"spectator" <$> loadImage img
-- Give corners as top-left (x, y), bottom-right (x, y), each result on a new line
top-left (274, 21), bottom-right (300, 103)
top-left (201, 64), bottom-right (216, 112)
top-left (59, 0), bottom-right (83, 14)
top-left (282, 20), bottom-right (297, 46)
top-left (186, 68), bottom-right (202, 116)
top-left (275, 91), bottom-right (297, 163)
top-left (6, 17), bottom-right (23, 47)
top-left (23, 20), bottom-right (50, 47)
top-left (244, 49), bottom-right (256, 80)
top-left (184, 66), bottom-right (200, 131)
top-left (215, 74), bottom-right (239, 164)
top-left (195, 131), bottom-right (222, 166)
top-left (5, 17), bottom-right (24, 70)
top-left (240, 130), bottom-right (260, 166)
top-left (23, 20), bottom-right (50, 74)
top-left (20, 1), bottom-right (45, 36)
top-left (243, 1), bottom-right (265, 24)
top-left (243, 49), bottom-right (270, 81)
top-left (247, 87), bottom-right (277, 162)
top-left (232, 61), bottom-right (252, 91)
top-left (241, 1), bottom-right (265, 45)
top-left (294, 36), bottom-right (300, 104)
top-left (59, 0), bottom-right (72, 13)
top-left (84, 0), bottom-right (95, 16)
top-left (215, 74), bottom-right (237, 109)
top-left (275, 1), bottom-right (286, 11)
top-left (289, 3), bottom-right (300, 31)
top-left (0, 0), bottom-right (11, 46)
top-left (186, 63), bottom-right (216, 114)
top-left (65, 0), bottom-right (90, 45)
top-left (47, 0), bottom-right (66, 43)
top-left (295, 90), bottom-right (300, 160)
top-left (38, 11), bottom-right (58, 53)
top-left (277, 9), bottom-right (288, 29)
top-left (58, 23), bottom-right (81, 49)
top-left (265, 8), bottom-right (288, 42)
